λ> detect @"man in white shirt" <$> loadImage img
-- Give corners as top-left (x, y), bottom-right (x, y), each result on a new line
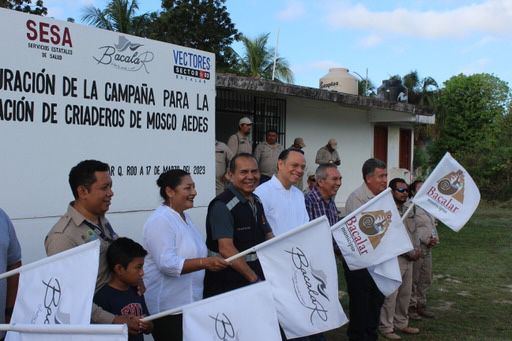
top-left (255, 149), bottom-right (324, 340)
top-left (255, 148), bottom-right (309, 236)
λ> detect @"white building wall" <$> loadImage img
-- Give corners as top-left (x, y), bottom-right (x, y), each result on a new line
top-left (285, 97), bottom-right (374, 207)
top-left (387, 126), bottom-right (401, 169)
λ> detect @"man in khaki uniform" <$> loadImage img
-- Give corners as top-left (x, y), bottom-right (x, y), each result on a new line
top-left (315, 138), bottom-right (341, 166)
top-left (254, 129), bottom-right (284, 183)
top-left (215, 140), bottom-right (234, 195)
top-left (379, 178), bottom-right (421, 340)
top-left (227, 116), bottom-right (253, 155)
top-left (45, 160), bottom-right (138, 333)
top-left (408, 180), bottom-right (438, 319)
top-left (343, 158), bottom-right (388, 341)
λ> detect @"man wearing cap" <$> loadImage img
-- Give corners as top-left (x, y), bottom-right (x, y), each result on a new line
top-left (227, 117), bottom-right (253, 155)
top-left (290, 137), bottom-right (306, 150)
top-left (315, 138), bottom-right (341, 166)
top-left (254, 129), bottom-right (284, 183)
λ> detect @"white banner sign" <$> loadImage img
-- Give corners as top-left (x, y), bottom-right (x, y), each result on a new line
top-left (7, 240), bottom-right (99, 341)
top-left (332, 188), bottom-right (413, 270)
top-left (412, 152), bottom-right (480, 231)
top-left (256, 217), bottom-right (347, 339)
top-left (182, 282), bottom-right (281, 341)
top-left (0, 8), bottom-right (216, 219)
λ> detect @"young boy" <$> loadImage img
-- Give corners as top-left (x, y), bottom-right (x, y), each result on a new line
top-left (94, 237), bottom-right (153, 340)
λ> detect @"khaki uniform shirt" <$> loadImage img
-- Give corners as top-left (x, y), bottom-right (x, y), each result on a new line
top-left (227, 131), bottom-right (252, 155)
top-left (315, 146), bottom-right (340, 165)
top-left (215, 141), bottom-right (234, 195)
top-left (345, 182), bottom-right (375, 214)
top-left (254, 141), bottom-right (284, 177)
top-left (45, 203), bottom-right (117, 323)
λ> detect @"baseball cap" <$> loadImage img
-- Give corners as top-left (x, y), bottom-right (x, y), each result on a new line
top-left (328, 138), bottom-right (337, 147)
top-left (239, 117), bottom-right (253, 125)
top-left (294, 137), bottom-right (306, 148)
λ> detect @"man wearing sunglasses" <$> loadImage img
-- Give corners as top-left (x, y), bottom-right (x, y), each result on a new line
top-left (378, 178), bottom-right (421, 340)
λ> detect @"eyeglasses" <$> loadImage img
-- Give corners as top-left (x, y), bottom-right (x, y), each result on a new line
top-left (394, 188), bottom-right (409, 193)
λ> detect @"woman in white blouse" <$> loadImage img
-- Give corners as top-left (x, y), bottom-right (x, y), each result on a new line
top-left (143, 169), bottom-right (227, 341)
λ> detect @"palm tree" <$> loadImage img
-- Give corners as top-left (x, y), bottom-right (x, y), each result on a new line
top-left (236, 33), bottom-right (294, 83)
top-left (402, 70), bottom-right (439, 107)
top-left (81, 0), bottom-right (144, 34)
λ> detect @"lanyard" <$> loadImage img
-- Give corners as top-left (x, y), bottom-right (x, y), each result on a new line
top-left (83, 220), bottom-right (117, 242)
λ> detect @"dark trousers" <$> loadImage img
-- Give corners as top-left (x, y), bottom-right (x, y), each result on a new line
top-left (152, 313), bottom-right (182, 341)
top-left (343, 261), bottom-right (385, 341)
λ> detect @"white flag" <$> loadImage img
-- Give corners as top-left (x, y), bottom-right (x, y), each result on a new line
top-left (256, 217), bottom-right (347, 339)
top-left (3, 324), bottom-right (127, 341)
top-left (332, 188), bottom-right (413, 270)
top-left (182, 282), bottom-right (281, 341)
top-left (8, 240), bottom-right (100, 332)
top-left (368, 258), bottom-right (402, 297)
top-left (412, 152), bottom-right (481, 232)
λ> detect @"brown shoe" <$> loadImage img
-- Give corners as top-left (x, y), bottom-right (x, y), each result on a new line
top-left (418, 307), bottom-right (435, 318)
top-left (381, 332), bottom-right (402, 340)
top-left (398, 326), bottom-right (420, 334)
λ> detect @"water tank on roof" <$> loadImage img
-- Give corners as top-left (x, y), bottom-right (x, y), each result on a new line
top-left (319, 68), bottom-right (358, 95)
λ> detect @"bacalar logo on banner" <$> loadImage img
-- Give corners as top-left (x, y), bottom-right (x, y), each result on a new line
top-left (431, 170), bottom-right (465, 211)
top-left (93, 36), bottom-right (154, 73)
top-left (37, 277), bottom-right (70, 324)
top-left (358, 210), bottom-right (392, 249)
top-left (172, 49), bottom-right (211, 82)
top-left (286, 246), bottom-right (330, 324)
top-left (412, 152), bottom-right (480, 232)
top-left (344, 210), bottom-right (392, 255)
top-left (209, 313), bottom-right (237, 341)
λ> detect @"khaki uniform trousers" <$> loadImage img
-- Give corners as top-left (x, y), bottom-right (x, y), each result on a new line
top-left (410, 246), bottom-right (432, 308)
top-left (379, 256), bottom-right (413, 333)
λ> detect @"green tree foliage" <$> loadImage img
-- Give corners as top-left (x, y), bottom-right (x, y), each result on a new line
top-left (81, 0), bottom-right (146, 35)
top-left (357, 78), bottom-right (376, 97)
top-left (429, 73), bottom-right (512, 200)
top-left (1, 0), bottom-right (47, 15)
top-left (235, 33), bottom-right (294, 83)
top-left (145, 0), bottom-right (240, 72)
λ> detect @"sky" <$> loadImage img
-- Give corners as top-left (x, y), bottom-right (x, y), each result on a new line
top-left (44, 0), bottom-right (512, 90)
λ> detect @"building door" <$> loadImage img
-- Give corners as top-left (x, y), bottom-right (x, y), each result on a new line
top-left (399, 128), bottom-right (412, 171)
top-left (374, 126), bottom-right (388, 163)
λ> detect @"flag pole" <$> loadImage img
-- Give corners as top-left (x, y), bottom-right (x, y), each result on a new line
top-left (0, 240), bottom-right (100, 280)
top-left (401, 203), bottom-right (415, 222)
top-left (0, 324), bottom-right (126, 334)
top-left (225, 216), bottom-right (328, 263)
top-left (141, 282), bottom-right (270, 322)
top-left (141, 306), bottom-right (182, 322)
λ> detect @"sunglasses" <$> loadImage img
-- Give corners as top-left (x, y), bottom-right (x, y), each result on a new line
top-left (394, 188), bottom-right (409, 193)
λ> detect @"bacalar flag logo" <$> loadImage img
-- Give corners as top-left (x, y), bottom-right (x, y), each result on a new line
top-left (412, 152), bottom-right (480, 232)
top-left (332, 189), bottom-right (413, 271)
top-left (437, 170), bottom-right (464, 203)
top-left (358, 210), bottom-right (392, 249)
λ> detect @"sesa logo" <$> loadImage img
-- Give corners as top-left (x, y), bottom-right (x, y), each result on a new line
top-left (209, 312), bottom-right (238, 340)
top-left (93, 36), bottom-right (154, 73)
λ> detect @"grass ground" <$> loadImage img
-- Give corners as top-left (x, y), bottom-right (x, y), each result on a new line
top-left (325, 202), bottom-right (512, 340)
